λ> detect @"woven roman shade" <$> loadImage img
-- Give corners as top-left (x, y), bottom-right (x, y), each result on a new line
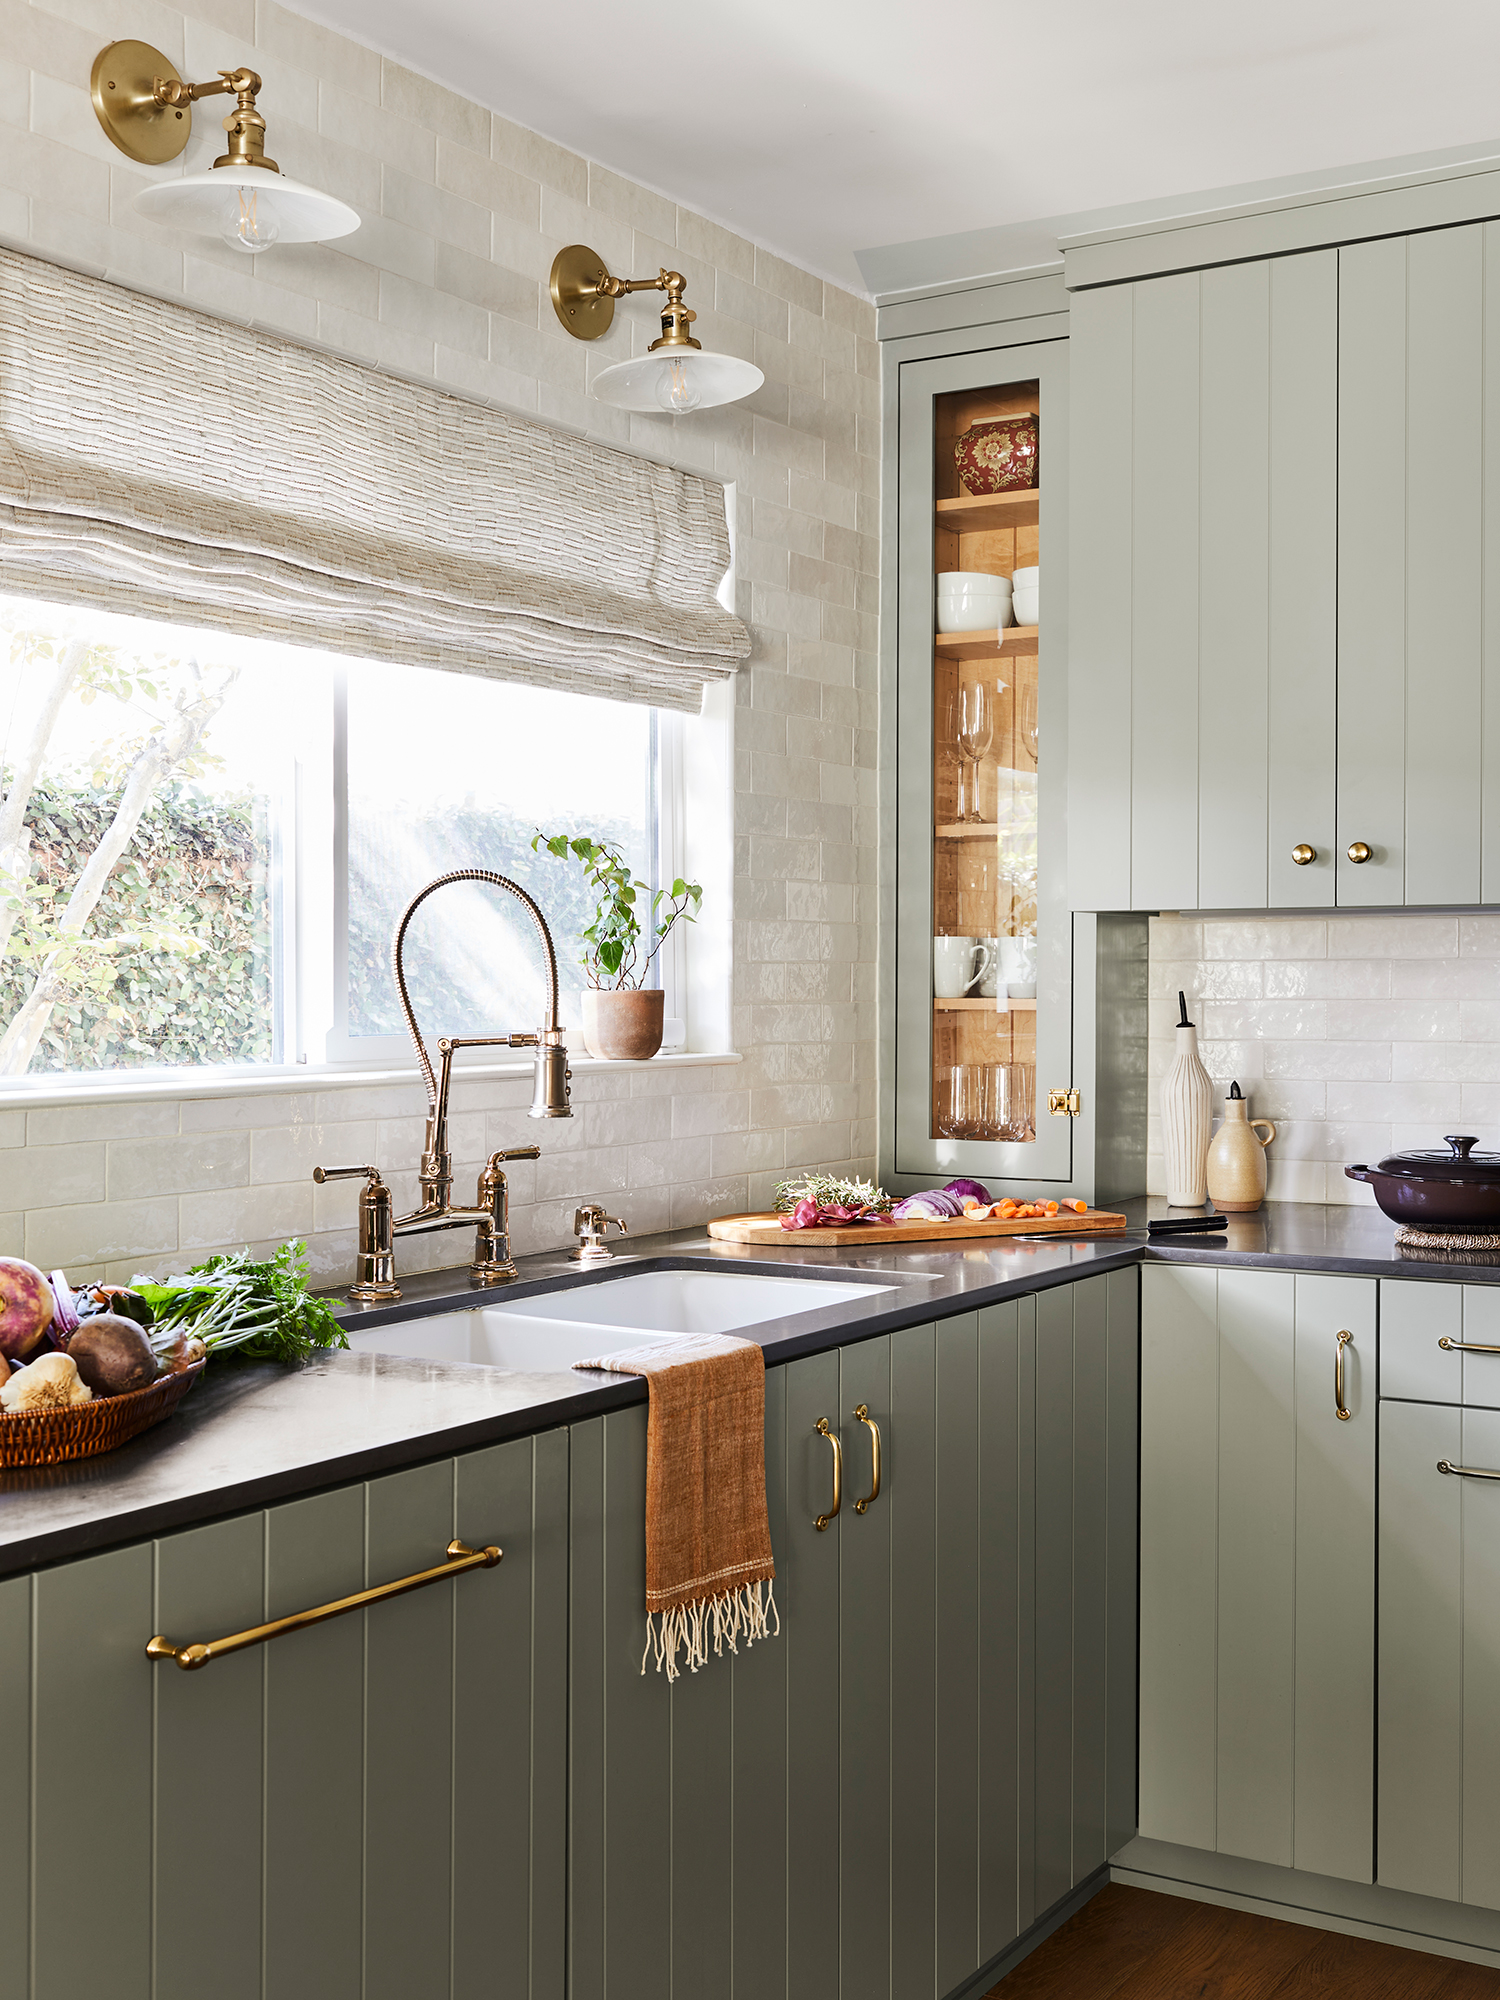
top-left (0, 250), bottom-right (749, 711)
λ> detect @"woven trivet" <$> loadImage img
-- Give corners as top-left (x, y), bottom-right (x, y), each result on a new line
top-left (1396, 1223), bottom-right (1500, 1253)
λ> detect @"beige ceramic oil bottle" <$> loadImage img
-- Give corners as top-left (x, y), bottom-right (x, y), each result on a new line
top-left (1205, 1081), bottom-right (1277, 1213)
top-left (1161, 991), bottom-right (1214, 1207)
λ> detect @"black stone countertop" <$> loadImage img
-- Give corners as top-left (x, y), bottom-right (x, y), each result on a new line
top-left (0, 1196), bottom-right (1484, 1577)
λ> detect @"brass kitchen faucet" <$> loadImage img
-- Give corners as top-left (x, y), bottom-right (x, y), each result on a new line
top-left (314, 869), bottom-right (572, 1302)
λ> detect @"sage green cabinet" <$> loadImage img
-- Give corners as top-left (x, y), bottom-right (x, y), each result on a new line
top-left (1069, 218), bottom-right (1500, 911)
top-left (1138, 1264), bottom-right (1375, 1880)
top-left (568, 1273), bottom-right (1139, 2000)
top-left (1069, 252), bottom-right (1338, 913)
top-left (1378, 1398), bottom-right (1500, 1911)
top-left (0, 1433), bottom-right (568, 2000)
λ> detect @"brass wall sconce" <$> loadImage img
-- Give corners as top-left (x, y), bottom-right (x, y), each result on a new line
top-left (550, 244), bottom-right (764, 413)
top-left (90, 39), bottom-right (359, 253)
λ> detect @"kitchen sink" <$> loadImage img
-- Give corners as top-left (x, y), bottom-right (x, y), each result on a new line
top-left (344, 1267), bottom-right (895, 1372)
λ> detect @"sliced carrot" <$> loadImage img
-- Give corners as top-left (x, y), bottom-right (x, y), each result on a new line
top-left (1045, 1201), bottom-right (1060, 1214)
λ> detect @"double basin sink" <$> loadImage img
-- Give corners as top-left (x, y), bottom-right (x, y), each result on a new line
top-left (343, 1266), bottom-right (898, 1373)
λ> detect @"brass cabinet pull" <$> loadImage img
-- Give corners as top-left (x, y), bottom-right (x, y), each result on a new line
top-left (1335, 1329), bottom-right (1354, 1421)
top-left (1437, 1336), bottom-right (1500, 1356)
top-left (1437, 1460), bottom-right (1500, 1481)
top-left (146, 1539), bottom-right (502, 1671)
top-left (814, 1416), bottom-right (843, 1530)
top-left (1347, 841), bottom-right (1372, 864)
top-left (852, 1403), bottom-right (882, 1514)
top-left (1291, 844), bottom-right (1316, 866)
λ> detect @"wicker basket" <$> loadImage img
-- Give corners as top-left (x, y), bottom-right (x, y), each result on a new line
top-left (0, 1358), bottom-right (206, 1468)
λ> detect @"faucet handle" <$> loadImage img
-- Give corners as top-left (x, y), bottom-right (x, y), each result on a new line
top-left (491, 1145), bottom-right (541, 1165)
top-left (310, 1166), bottom-right (400, 1302)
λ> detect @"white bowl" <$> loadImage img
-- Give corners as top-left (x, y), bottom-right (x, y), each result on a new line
top-left (1010, 566), bottom-right (1039, 590)
top-left (937, 598), bottom-right (1012, 634)
top-left (937, 569), bottom-right (1008, 593)
top-left (1012, 586), bottom-right (1039, 626)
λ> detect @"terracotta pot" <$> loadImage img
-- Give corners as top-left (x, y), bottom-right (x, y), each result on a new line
top-left (581, 988), bottom-right (664, 1061)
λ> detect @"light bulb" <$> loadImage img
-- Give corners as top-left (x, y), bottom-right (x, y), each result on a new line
top-left (654, 355), bottom-right (702, 414)
top-left (219, 187), bottom-right (281, 254)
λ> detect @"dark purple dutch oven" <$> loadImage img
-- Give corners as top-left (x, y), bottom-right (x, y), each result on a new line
top-left (1346, 1136), bottom-right (1500, 1229)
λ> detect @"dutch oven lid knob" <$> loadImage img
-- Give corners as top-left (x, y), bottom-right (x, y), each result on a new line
top-left (1445, 1135), bottom-right (1479, 1161)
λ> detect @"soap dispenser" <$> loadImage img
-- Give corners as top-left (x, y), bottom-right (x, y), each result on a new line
top-left (1161, 991), bottom-right (1214, 1207)
top-left (1205, 1081), bottom-right (1277, 1214)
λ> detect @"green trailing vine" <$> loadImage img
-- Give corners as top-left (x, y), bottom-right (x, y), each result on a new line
top-left (531, 831), bottom-right (702, 990)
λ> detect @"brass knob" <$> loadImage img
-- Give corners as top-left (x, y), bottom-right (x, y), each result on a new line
top-left (1347, 841), bottom-right (1371, 864)
top-left (1291, 843), bottom-right (1316, 866)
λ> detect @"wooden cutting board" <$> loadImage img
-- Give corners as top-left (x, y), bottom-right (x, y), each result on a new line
top-left (707, 1208), bottom-right (1129, 1247)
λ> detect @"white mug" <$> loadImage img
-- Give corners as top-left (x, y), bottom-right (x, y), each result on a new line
top-left (1000, 933), bottom-right (1037, 1000)
top-left (934, 935), bottom-right (993, 999)
top-left (974, 937), bottom-right (1002, 999)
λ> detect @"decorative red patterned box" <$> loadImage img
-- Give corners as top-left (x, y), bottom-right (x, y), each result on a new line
top-left (954, 414), bottom-right (1039, 495)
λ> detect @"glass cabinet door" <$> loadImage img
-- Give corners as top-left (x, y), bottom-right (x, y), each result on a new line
top-left (894, 338), bottom-right (1072, 1184)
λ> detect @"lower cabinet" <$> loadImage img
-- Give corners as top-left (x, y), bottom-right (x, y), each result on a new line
top-left (1377, 1279), bottom-right (1500, 1911)
top-left (0, 1432), bottom-right (568, 2000)
top-left (568, 1271), bottom-right (1139, 2000)
top-left (1139, 1264), bottom-right (1375, 1880)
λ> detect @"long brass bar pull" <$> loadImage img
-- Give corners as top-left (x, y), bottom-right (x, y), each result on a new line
top-left (146, 1539), bottom-right (501, 1671)
top-left (1438, 1337), bottom-right (1500, 1356)
top-left (1335, 1329), bottom-right (1354, 1421)
top-left (814, 1417), bottom-right (842, 1530)
top-left (853, 1403), bottom-right (882, 1514)
top-left (1437, 1460), bottom-right (1500, 1481)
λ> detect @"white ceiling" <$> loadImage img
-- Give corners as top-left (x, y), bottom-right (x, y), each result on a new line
top-left (297, 0), bottom-right (1500, 294)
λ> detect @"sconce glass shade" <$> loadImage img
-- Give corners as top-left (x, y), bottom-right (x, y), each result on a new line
top-left (590, 347), bottom-right (764, 414)
top-left (133, 165), bottom-right (359, 249)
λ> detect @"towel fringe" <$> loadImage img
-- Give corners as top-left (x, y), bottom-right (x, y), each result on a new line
top-left (641, 1577), bottom-right (780, 1682)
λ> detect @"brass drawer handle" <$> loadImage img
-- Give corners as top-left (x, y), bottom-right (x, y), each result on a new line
top-left (1437, 1460), bottom-right (1500, 1481)
top-left (1335, 1329), bottom-right (1354, 1421)
top-left (1347, 841), bottom-right (1371, 864)
top-left (1437, 1336), bottom-right (1500, 1355)
top-left (853, 1403), bottom-right (882, 1514)
top-left (1291, 843), bottom-right (1316, 866)
top-left (146, 1539), bottom-right (502, 1670)
top-left (814, 1416), bottom-right (842, 1530)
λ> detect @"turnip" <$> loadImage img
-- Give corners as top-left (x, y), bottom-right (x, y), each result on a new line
top-left (0, 1258), bottom-right (56, 1362)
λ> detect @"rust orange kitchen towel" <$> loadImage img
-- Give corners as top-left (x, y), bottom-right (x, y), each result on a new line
top-left (574, 1331), bottom-right (778, 1680)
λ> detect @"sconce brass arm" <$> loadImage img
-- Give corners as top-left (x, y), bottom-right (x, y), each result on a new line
top-left (550, 248), bottom-right (700, 349)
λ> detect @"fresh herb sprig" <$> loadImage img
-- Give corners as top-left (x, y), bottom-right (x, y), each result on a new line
top-left (133, 1241), bottom-right (347, 1364)
top-left (773, 1171), bottom-right (891, 1216)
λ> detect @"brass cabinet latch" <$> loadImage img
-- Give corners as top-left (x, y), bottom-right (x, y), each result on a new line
top-left (1047, 1088), bottom-right (1082, 1118)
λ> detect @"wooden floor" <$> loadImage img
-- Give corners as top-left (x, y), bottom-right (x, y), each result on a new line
top-left (984, 1885), bottom-right (1500, 1998)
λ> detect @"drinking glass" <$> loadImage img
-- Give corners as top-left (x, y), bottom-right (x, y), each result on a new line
top-left (958, 681), bottom-right (996, 823)
top-left (992, 1063), bottom-right (1035, 1142)
top-left (1016, 677), bottom-right (1039, 767)
top-left (937, 1064), bottom-right (986, 1138)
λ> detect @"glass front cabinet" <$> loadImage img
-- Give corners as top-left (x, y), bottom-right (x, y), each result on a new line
top-left (884, 324), bottom-right (1142, 1201)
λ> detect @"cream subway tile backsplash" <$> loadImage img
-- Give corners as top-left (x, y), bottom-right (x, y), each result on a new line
top-left (1150, 913), bottom-right (1500, 1203)
top-left (0, 0), bottom-right (876, 1283)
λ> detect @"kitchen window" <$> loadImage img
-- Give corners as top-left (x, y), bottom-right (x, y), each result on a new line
top-left (0, 590), bottom-right (711, 1084)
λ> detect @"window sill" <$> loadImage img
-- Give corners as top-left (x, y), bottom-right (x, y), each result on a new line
top-left (0, 1050), bottom-right (743, 1113)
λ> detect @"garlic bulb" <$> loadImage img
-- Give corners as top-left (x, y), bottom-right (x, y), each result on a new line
top-left (1, 1350), bottom-right (92, 1413)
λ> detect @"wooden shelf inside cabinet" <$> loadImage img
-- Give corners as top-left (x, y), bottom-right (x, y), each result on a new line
top-left (933, 997), bottom-right (1038, 1013)
top-left (935, 490), bottom-right (1040, 534)
top-left (935, 625), bottom-right (1039, 661)
top-left (934, 821), bottom-right (1010, 841)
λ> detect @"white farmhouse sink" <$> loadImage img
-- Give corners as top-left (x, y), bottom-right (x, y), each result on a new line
top-left (345, 1267), bottom-right (894, 1372)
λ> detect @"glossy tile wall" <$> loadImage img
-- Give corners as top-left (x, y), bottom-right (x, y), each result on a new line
top-left (1149, 913), bottom-right (1500, 1204)
top-left (0, 0), bottom-right (878, 1281)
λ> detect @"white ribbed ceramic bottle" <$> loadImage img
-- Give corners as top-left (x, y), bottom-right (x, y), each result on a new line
top-left (1162, 991), bottom-right (1214, 1207)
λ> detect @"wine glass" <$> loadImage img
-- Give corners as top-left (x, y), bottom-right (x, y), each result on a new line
top-left (958, 682), bottom-right (995, 823)
top-left (1017, 676), bottom-right (1039, 767)
top-left (939, 688), bottom-right (970, 822)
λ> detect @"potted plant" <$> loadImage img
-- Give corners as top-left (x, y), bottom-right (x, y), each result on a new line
top-left (531, 831), bottom-right (702, 1060)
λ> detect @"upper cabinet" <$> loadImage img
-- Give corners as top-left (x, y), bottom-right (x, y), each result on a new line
top-left (1069, 220), bottom-right (1500, 913)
